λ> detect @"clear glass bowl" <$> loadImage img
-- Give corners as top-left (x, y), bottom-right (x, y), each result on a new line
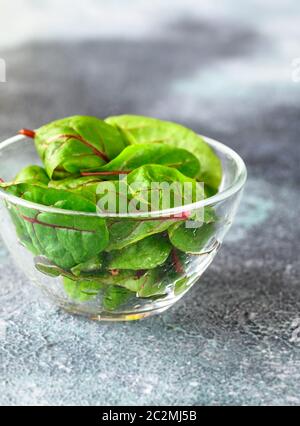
top-left (0, 134), bottom-right (247, 321)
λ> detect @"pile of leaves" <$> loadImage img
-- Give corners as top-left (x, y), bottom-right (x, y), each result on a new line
top-left (0, 115), bottom-right (222, 310)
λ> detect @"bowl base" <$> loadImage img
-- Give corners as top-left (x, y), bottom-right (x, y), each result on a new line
top-left (60, 303), bottom-right (174, 322)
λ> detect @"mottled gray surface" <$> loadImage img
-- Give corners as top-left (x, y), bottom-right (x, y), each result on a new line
top-left (0, 0), bottom-right (300, 406)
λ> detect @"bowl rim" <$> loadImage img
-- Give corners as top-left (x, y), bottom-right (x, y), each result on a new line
top-left (0, 134), bottom-right (247, 218)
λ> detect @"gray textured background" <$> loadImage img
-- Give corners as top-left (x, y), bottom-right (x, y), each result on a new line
top-left (0, 0), bottom-right (300, 406)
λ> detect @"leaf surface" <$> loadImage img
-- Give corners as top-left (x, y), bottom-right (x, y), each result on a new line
top-left (63, 277), bottom-right (103, 302)
top-left (107, 218), bottom-right (175, 251)
top-left (108, 235), bottom-right (172, 270)
top-left (92, 143), bottom-right (200, 178)
top-left (106, 114), bottom-right (222, 194)
top-left (35, 115), bottom-right (127, 178)
top-left (14, 165), bottom-right (50, 185)
top-left (168, 208), bottom-right (217, 253)
top-left (2, 184), bottom-right (109, 269)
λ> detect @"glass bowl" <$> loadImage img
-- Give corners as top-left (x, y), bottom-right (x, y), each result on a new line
top-left (0, 134), bottom-right (247, 321)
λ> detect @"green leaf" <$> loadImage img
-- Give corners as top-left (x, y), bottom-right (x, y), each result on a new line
top-left (70, 255), bottom-right (103, 277)
top-left (34, 257), bottom-right (100, 280)
top-left (0, 166), bottom-right (50, 189)
top-left (35, 259), bottom-right (66, 278)
top-left (98, 270), bottom-right (141, 292)
top-left (106, 115), bottom-right (222, 194)
top-left (103, 286), bottom-right (132, 311)
top-left (99, 269), bottom-right (167, 299)
top-left (174, 277), bottom-right (191, 296)
top-left (90, 143), bottom-right (200, 178)
top-left (85, 163), bottom-right (204, 216)
top-left (3, 184), bottom-right (109, 269)
top-left (108, 235), bottom-right (172, 270)
top-left (100, 165), bottom-right (202, 250)
top-left (22, 210), bottom-right (108, 269)
top-left (168, 206), bottom-right (217, 254)
top-left (48, 176), bottom-right (102, 203)
top-left (35, 258), bottom-right (171, 302)
top-left (126, 164), bottom-right (204, 211)
top-left (135, 270), bottom-right (168, 298)
top-left (63, 277), bottom-right (103, 302)
top-left (107, 218), bottom-right (175, 251)
top-left (34, 115), bottom-right (127, 178)
top-left (14, 165), bottom-right (50, 185)
top-left (3, 183), bottom-right (98, 212)
top-left (168, 221), bottom-right (215, 254)
top-left (8, 205), bottom-right (39, 255)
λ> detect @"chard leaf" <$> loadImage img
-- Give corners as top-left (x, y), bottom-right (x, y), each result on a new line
top-left (107, 218), bottom-right (175, 251)
top-left (20, 210), bottom-right (108, 269)
top-left (63, 277), bottom-right (103, 302)
top-left (34, 257), bottom-right (99, 280)
top-left (48, 176), bottom-right (102, 203)
top-left (103, 286), bottom-right (132, 311)
top-left (135, 270), bottom-right (168, 298)
top-left (174, 277), bottom-right (191, 296)
top-left (70, 255), bottom-right (103, 277)
top-left (48, 176), bottom-right (101, 191)
top-left (34, 115), bottom-right (127, 178)
top-left (2, 183), bottom-right (98, 212)
top-left (99, 269), bottom-right (168, 298)
top-left (106, 115), bottom-right (222, 194)
top-left (14, 165), bottom-right (50, 185)
top-left (9, 205), bottom-right (39, 255)
top-left (126, 164), bottom-right (204, 210)
top-left (95, 167), bottom-right (200, 216)
top-left (2, 184), bottom-right (109, 269)
top-left (108, 235), bottom-right (172, 270)
top-left (0, 166), bottom-right (50, 189)
top-left (35, 258), bottom-right (171, 303)
top-left (168, 219), bottom-right (216, 254)
top-left (35, 260), bottom-right (67, 278)
top-left (90, 143), bottom-right (200, 178)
